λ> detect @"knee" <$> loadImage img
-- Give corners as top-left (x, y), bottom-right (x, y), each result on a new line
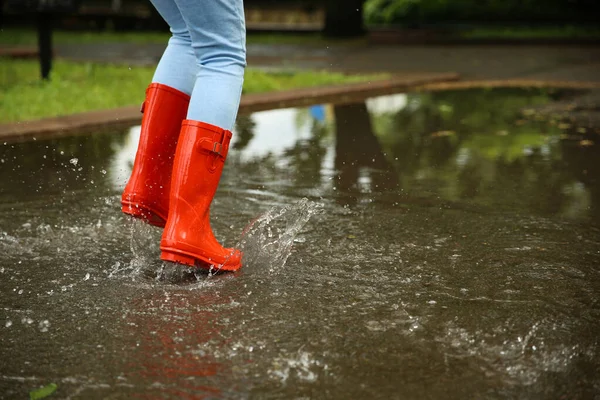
top-left (197, 41), bottom-right (246, 73)
top-left (168, 29), bottom-right (192, 47)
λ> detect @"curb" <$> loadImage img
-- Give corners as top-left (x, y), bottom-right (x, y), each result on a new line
top-left (0, 72), bottom-right (459, 142)
top-left (0, 47), bottom-right (40, 58)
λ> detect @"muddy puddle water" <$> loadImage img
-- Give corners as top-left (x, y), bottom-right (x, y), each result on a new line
top-left (1, 88), bottom-right (599, 399)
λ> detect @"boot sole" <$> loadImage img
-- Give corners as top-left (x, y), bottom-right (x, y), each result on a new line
top-left (121, 201), bottom-right (166, 228)
top-left (160, 247), bottom-right (242, 272)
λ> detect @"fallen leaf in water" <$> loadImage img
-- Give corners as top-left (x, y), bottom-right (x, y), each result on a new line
top-left (558, 123), bottom-right (571, 130)
top-left (577, 127), bottom-right (587, 134)
top-left (579, 140), bottom-right (594, 147)
top-left (430, 130), bottom-right (455, 138)
top-left (347, 235), bottom-right (356, 239)
top-left (522, 109), bottom-right (535, 116)
top-left (30, 383), bottom-right (57, 400)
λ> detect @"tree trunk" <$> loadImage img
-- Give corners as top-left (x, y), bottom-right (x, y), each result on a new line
top-left (37, 12), bottom-right (53, 80)
top-left (322, 0), bottom-right (365, 37)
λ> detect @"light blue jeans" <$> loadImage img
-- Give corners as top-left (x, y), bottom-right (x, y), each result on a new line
top-left (149, 0), bottom-right (246, 131)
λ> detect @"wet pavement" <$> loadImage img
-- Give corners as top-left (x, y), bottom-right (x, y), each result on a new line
top-left (52, 41), bottom-right (600, 82)
top-left (1, 88), bottom-right (600, 399)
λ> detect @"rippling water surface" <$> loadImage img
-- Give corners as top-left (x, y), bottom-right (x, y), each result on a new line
top-left (1, 88), bottom-right (599, 399)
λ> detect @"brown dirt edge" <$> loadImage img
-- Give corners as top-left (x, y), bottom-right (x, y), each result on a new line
top-left (0, 72), bottom-right (459, 142)
top-left (0, 47), bottom-right (41, 59)
top-left (414, 80), bottom-right (600, 91)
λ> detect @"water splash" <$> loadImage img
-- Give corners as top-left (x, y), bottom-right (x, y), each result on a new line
top-left (237, 198), bottom-right (320, 274)
top-left (108, 218), bottom-right (162, 280)
top-left (128, 218), bottom-right (161, 276)
top-left (269, 349), bottom-right (327, 384)
top-left (114, 198), bottom-right (319, 280)
top-left (114, 219), bottom-right (222, 284)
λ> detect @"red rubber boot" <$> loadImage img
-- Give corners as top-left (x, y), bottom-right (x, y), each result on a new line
top-left (121, 83), bottom-right (190, 227)
top-left (160, 120), bottom-right (242, 271)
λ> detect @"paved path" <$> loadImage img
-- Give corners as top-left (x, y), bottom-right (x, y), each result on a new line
top-left (51, 41), bottom-right (600, 82)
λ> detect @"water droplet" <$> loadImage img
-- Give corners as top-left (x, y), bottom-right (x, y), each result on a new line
top-left (70, 158), bottom-right (79, 166)
top-left (84, 273), bottom-right (90, 281)
top-left (5, 320), bottom-right (12, 328)
top-left (38, 320), bottom-right (50, 333)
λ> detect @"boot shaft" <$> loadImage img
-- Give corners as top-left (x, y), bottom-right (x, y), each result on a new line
top-left (122, 83), bottom-right (190, 225)
top-left (168, 120), bottom-right (233, 213)
top-left (137, 83), bottom-right (191, 164)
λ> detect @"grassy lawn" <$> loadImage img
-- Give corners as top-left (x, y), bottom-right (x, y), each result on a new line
top-left (0, 28), bottom-right (170, 46)
top-left (459, 25), bottom-right (600, 39)
top-left (0, 58), bottom-right (386, 123)
top-left (0, 28), bottom-right (364, 47)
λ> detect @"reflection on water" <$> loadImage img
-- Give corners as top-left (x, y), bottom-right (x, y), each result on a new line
top-left (1, 88), bottom-right (599, 399)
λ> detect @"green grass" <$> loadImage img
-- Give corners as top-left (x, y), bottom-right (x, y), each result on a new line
top-left (0, 58), bottom-right (387, 123)
top-left (246, 33), bottom-right (365, 46)
top-left (459, 25), bottom-right (600, 39)
top-left (0, 28), bottom-right (364, 47)
top-left (0, 28), bottom-right (171, 46)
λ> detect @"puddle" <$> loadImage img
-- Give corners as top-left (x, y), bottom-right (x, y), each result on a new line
top-left (1, 88), bottom-right (599, 399)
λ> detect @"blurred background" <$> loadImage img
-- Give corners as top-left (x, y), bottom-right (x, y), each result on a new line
top-left (1, 0), bottom-right (600, 37)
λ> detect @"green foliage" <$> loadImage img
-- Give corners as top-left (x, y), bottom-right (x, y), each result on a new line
top-left (0, 58), bottom-right (386, 122)
top-left (364, 0), bottom-right (421, 25)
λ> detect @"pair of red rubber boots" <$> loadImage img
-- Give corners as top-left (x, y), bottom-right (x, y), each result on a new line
top-left (121, 83), bottom-right (242, 271)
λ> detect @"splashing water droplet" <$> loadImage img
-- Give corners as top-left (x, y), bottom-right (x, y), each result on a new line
top-left (38, 320), bottom-right (50, 333)
top-left (237, 198), bottom-right (320, 274)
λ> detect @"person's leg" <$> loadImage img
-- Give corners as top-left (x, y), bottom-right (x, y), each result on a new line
top-left (176, 0), bottom-right (246, 130)
top-left (148, 0), bottom-right (197, 95)
top-left (159, 0), bottom-right (246, 271)
top-left (121, 0), bottom-right (194, 225)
